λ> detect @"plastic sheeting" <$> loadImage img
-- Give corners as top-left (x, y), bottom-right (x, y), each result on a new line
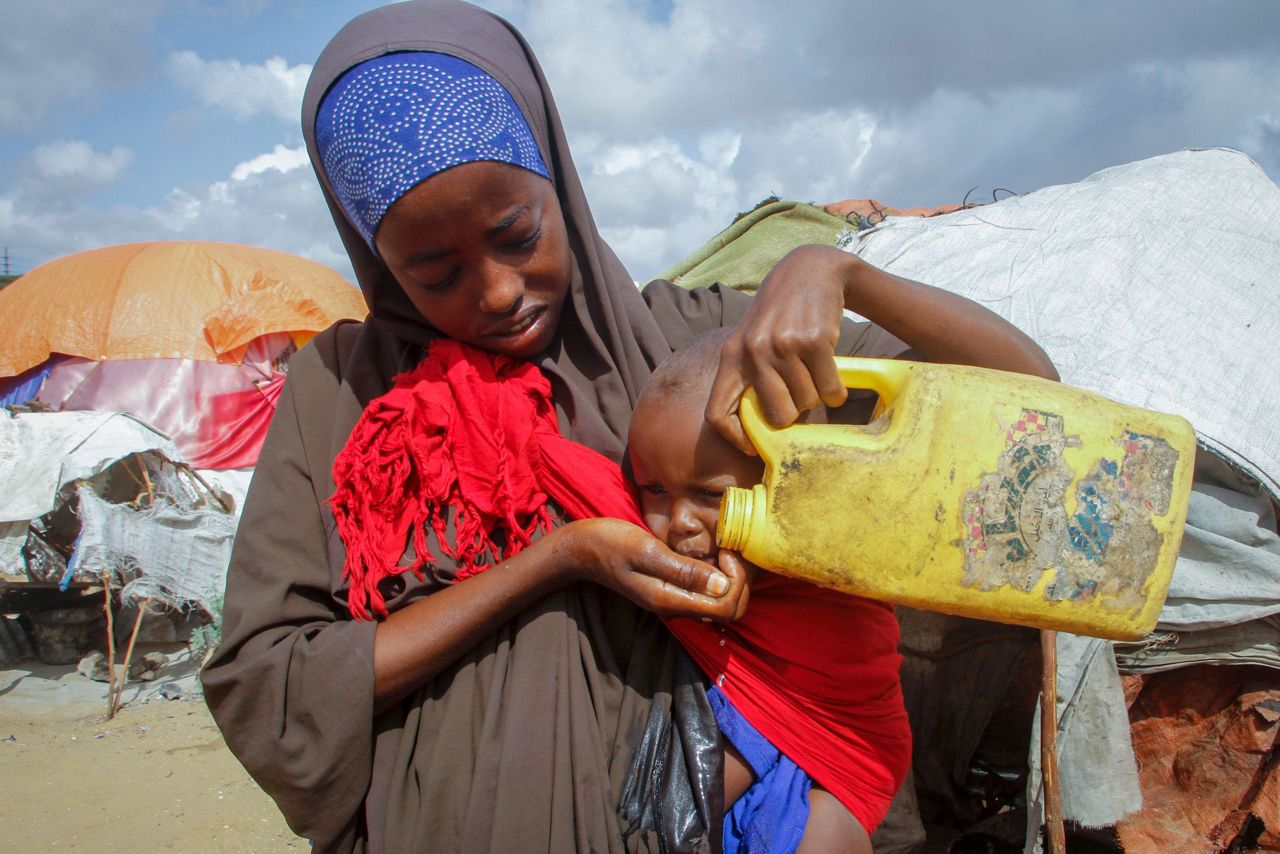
top-left (36, 333), bottom-right (291, 469)
top-left (0, 409), bottom-right (238, 615)
top-left (0, 240), bottom-right (366, 377)
top-left (1116, 666), bottom-right (1279, 853)
top-left (0, 360), bottom-right (57, 407)
top-left (73, 486), bottom-right (235, 616)
top-left (1114, 618), bottom-right (1280, 673)
top-left (0, 409), bottom-right (178, 524)
top-left (1158, 452), bottom-right (1280, 631)
top-left (1024, 633), bottom-right (1142, 850)
top-left (845, 148), bottom-right (1280, 503)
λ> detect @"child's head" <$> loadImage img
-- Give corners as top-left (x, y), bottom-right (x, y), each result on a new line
top-left (628, 330), bottom-right (764, 563)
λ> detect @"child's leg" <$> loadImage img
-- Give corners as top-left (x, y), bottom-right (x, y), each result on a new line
top-left (723, 741), bottom-right (755, 805)
top-left (795, 786), bottom-right (872, 854)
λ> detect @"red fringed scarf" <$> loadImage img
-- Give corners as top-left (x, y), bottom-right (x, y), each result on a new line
top-left (330, 338), bottom-right (643, 620)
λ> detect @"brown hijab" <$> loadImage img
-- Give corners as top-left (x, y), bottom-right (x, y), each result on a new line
top-left (204, 3), bottom-right (764, 852)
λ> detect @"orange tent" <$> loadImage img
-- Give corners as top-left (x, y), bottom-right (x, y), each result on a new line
top-left (0, 241), bottom-right (368, 377)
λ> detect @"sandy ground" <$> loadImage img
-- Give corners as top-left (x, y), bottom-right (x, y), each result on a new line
top-left (0, 652), bottom-right (307, 852)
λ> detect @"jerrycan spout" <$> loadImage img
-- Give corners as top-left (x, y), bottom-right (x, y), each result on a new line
top-left (718, 484), bottom-right (759, 552)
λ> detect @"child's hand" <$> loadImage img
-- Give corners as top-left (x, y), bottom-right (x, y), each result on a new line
top-left (556, 518), bottom-right (750, 622)
top-left (706, 245), bottom-right (854, 455)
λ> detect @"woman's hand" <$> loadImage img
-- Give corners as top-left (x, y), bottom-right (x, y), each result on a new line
top-left (557, 518), bottom-right (750, 622)
top-left (374, 517), bottom-right (745, 713)
top-left (706, 245), bottom-right (854, 455)
top-left (706, 243), bottom-right (1058, 455)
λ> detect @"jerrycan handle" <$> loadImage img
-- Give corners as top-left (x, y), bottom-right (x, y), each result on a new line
top-left (737, 356), bottom-right (912, 448)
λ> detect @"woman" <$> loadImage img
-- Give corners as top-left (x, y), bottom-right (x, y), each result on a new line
top-left (202, 3), bottom-right (1055, 852)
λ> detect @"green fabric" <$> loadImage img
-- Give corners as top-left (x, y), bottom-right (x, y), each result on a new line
top-left (657, 200), bottom-right (857, 294)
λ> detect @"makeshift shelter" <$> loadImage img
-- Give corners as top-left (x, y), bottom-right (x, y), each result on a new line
top-left (0, 242), bottom-right (365, 707)
top-left (0, 410), bottom-right (232, 613)
top-left (0, 241), bottom-right (367, 469)
top-left (661, 148), bottom-right (1280, 852)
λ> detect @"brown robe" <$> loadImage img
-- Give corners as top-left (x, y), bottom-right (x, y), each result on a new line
top-left (201, 2), bottom-right (905, 852)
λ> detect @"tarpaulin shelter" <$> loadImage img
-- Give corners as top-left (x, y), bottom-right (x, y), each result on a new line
top-left (0, 409), bottom-right (234, 617)
top-left (0, 241), bottom-right (367, 469)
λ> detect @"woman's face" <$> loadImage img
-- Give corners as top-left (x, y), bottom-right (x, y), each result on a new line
top-left (375, 161), bottom-right (573, 359)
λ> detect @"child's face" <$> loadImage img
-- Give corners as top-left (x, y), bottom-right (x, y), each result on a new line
top-left (629, 393), bottom-right (764, 564)
top-left (375, 161), bottom-right (573, 359)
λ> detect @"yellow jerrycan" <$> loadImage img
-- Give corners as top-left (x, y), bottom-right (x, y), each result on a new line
top-left (717, 358), bottom-right (1197, 640)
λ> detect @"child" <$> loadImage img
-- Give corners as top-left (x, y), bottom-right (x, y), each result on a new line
top-left (629, 329), bottom-right (910, 854)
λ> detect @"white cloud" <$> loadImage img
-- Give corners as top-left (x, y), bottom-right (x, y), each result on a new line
top-left (29, 140), bottom-right (134, 187)
top-left (574, 130), bottom-right (744, 276)
top-left (1, 147), bottom-right (353, 283)
top-left (504, 0), bottom-right (1280, 274)
top-left (731, 110), bottom-right (878, 208)
top-left (0, 2), bottom-right (163, 133)
top-left (167, 51), bottom-right (311, 122)
top-left (230, 144), bottom-right (309, 180)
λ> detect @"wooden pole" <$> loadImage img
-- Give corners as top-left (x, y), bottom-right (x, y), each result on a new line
top-left (1041, 629), bottom-right (1067, 854)
top-left (111, 598), bottom-right (149, 718)
top-left (178, 463), bottom-right (231, 512)
top-left (101, 576), bottom-right (118, 720)
top-left (133, 454), bottom-right (154, 505)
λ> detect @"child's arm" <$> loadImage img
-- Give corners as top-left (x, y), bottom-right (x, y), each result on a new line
top-left (707, 244), bottom-right (1057, 453)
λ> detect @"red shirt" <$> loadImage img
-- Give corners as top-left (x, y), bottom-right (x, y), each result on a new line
top-left (666, 572), bottom-right (911, 833)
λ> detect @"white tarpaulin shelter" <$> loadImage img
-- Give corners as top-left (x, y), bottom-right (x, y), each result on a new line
top-left (846, 147), bottom-right (1280, 503)
top-left (0, 409), bottom-right (178, 524)
top-left (0, 409), bottom-right (236, 616)
top-left (0, 410), bottom-right (180, 572)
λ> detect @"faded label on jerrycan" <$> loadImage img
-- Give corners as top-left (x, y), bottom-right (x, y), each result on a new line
top-left (961, 405), bottom-right (1181, 612)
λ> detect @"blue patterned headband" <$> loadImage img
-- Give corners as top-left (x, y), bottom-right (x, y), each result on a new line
top-left (314, 51), bottom-right (550, 248)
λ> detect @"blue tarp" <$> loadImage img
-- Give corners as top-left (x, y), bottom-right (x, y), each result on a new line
top-left (0, 359), bottom-right (54, 407)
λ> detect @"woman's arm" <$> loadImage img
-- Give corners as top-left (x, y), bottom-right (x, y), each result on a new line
top-left (374, 517), bottom-right (750, 713)
top-left (707, 244), bottom-right (1058, 453)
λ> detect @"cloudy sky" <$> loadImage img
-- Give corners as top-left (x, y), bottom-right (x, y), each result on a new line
top-left (2, 0), bottom-right (1278, 284)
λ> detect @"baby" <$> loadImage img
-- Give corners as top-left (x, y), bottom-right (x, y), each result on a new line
top-left (628, 330), bottom-right (911, 854)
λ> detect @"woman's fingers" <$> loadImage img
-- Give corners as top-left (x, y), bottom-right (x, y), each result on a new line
top-left (567, 519), bottom-right (747, 620)
top-left (708, 245), bottom-right (852, 449)
top-left (629, 542), bottom-right (749, 621)
top-left (764, 354), bottom-right (824, 424)
top-left (706, 350), bottom-right (755, 456)
top-left (715, 550), bottom-right (752, 622)
top-left (805, 346), bottom-right (849, 409)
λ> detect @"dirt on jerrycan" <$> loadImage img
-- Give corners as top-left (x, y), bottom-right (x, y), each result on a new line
top-left (717, 357), bottom-right (1197, 640)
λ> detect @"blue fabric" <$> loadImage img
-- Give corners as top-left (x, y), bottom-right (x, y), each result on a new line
top-left (0, 360), bottom-right (53, 407)
top-left (710, 686), bottom-right (812, 854)
top-left (314, 51), bottom-right (550, 248)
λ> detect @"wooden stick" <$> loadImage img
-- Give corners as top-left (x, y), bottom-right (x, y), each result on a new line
top-left (101, 577), bottom-right (118, 720)
top-left (1041, 629), bottom-right (1067, 854)
top-left (178, 463), bottom-right (231, 513)
top-left (118, 460), bottom-right (147, 497)
top-left (111, 598), bottom-right (148, 717)
top-left (133, 454), bottom-right (154, 505)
